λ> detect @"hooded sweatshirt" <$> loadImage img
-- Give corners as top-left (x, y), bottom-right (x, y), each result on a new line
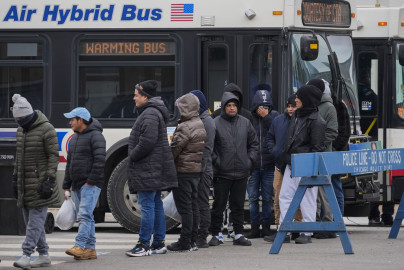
top-left (250, 90), bottom-right (279, 169)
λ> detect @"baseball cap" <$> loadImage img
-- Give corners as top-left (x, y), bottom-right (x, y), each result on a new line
top-left (63, 107), bottom-right (91, 121)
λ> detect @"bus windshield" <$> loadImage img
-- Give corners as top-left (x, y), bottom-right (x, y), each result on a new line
top-left (291, 33), bottom-right (359, 116)
top-left (395, 43), bottom-right (404, 120)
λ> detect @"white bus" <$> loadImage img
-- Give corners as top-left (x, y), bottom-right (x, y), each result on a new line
top-left (353, 3), bottom-right (404, 208)
top-left (0, 0), bottom-right (361, 232)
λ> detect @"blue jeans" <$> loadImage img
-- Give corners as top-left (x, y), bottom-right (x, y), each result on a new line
top-left (73, 185), bottom-right (101, 249)
top-left (247, 169), bottom-right (274, 224)
top-left (331, 175), bottom-right (344, 216)
top-left (137, 190), bottom-right (166, 247)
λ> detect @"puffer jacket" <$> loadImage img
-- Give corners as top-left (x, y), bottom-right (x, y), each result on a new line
top-left (282, 110), bottom-right (326, 171)
top-left (266, 111), bottom-right (291, 169)
top-left (14, 110), bottom-right (60, 208)
top-left (171, 93), bottom-right (207, 173)
top-left (212, 92), bottom-right (259, 180)
top-left (62, 118), bottom-right (106, 191)
top-left (128, 97), bottom-right (177, 192)
top-left (318, 93), bottom-right (338, 152)
top-left (250, 90), bottom-right (279, 169)
top-left (200, 110), bottom-right (216, 178)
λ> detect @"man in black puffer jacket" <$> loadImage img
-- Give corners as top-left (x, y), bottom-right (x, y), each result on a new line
top-left (125, 80), bottom-right (177, 257)
top-left (63, 107), bottom-right (106, 260)
top-left (209, 92), bottom-right (258, 247)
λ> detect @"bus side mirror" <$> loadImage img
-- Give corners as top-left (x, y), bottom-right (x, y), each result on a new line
top-left (300, 35), bottom-right (318, 61)
top-left (399, 44), bottom-right (404, 66)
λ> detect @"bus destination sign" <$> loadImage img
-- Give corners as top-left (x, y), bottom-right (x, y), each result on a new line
top-left (301, 0), bottom-right (351, 28)
top-left (80, 41), bottom-right (175, 56)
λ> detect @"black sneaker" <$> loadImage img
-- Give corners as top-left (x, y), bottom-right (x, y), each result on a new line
top-left (150, 241), bottom-right (167, 254)
top-left (195, 238), bottom-right (209, 248)
top-left (315, 232), bottom-right (329, 239)
top-left (328, 232), bottom-right (337, 238)
top-left (125, 242), bottom-right (151, 257)
top-left (295, 234), bottom-right (312, 244)
top-left (167, 241), bottom-right (190, 252)
top-left (208, 236), bottom-right (222, 246)
top-left (264, 233), bottom-right (290, 243)
top-left (291, 233), bottom-right (300, 240)
top-left (368, 218), bottom-right (382, 226)
top-left (189, 242), bottom-right (198, 251)
top-left (233, 236), bottom-right (252, 246)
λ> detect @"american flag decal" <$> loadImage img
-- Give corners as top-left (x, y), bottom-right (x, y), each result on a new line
top-left (171, 4), bottom-right (194, 21)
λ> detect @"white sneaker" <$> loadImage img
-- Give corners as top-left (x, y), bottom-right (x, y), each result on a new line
top-left (30, 254), bottom-right (51, 268)
top-left (13, 255), bottom-right (31, 269)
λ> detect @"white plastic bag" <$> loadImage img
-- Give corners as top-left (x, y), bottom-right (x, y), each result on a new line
top-left (55, 191), bottom-right (77, 230)
top-left (162, 192), bottom-right (181, 222)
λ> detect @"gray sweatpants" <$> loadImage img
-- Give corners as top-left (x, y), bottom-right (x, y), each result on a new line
top-left (22, 206), bottom-right (49, 256)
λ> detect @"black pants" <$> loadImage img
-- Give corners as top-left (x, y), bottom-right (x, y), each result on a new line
top-left (197, 173), bottom-right (212, 239)
top-left (368, 201), bottom-right (395, 223)
top-left (172, 173), bottom-right (200, 244)
top-left (210, 177), bottom-right (247, 235)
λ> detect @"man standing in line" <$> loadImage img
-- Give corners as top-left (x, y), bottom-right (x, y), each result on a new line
top-left (12, 94), bottom-right (59, 269)
top-left (168, 93), bottom-right (206, 252)
top-left (190, 90), bottom-right (216, 249)
top-left (246, 89), bottom-right (279, 239)
top-left (125, 80), bottom-right (177, 257)
top-left (209, 92), bottom-right (259, 247)
top-left (63, 107), bottom-right (106, 260)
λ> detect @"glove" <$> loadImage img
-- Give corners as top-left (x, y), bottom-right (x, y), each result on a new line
top-left (38, 177), bottom-right (56, 199)
top-left (12, 174), bottom-right (18, 199)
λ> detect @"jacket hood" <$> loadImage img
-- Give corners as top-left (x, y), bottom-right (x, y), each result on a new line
top-left (138, 96), bottom-right (170, 123)
top-left (224, 83), bottom-right (243, 106)
top-left (176, 93), bottom-right (200, 121)
top-left (30, 110), bottom-right (49, 129)
top-left (320, 93), bottom-right (334, 105)
top-left (220, 92), bottom-right (239, 116)
top-left (190, 90), bottom-right (208, 115)
top-left (81, 117), bottom-right (103, 134)
top-left (251, 90), bottom-right (273, 112)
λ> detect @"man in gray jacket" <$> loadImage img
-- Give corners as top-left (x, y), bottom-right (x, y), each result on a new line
top-left (190, 90), bottom-right (216, 248)
top-left (209, 92), bottom-right (259, 247)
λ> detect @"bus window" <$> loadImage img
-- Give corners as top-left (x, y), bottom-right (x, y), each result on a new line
top-left (0, 41), bottom-right (45, 119)
top-left (357, 52), bottom-right (378, 137)
top-left (396, 43), bottom-right (404, 120)
top-left (249, 44), bottom-right (273, 107)
top-left (77, 38), bottom-right (176, 119)
top-left (206, 45), bottom-right (228, 112)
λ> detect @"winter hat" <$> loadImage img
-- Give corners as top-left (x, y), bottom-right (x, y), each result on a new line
top-left (11, 94), bottom-right (34, 118)
top-left (64, 107), bottom-right (91, 121)
top-left (296, 85), bottom-right (322, 108)
top-left (287, 94), bottom-right (296, 106)
top-left (190, 90), bottom-right (208, 115)
top-left (136, 80), bottom-right (158, 98)
top-left (224, 83), bottom-right (243, 104)
top-left (323, 79), bottom-right (331, 97)
top-left (306, 78), bottom-right (325, 93)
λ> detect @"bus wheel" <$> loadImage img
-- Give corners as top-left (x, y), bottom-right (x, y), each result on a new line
top-left (107, 157), bottom-right (179, 233)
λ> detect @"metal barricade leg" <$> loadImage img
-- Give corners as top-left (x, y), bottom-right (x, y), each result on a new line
top-left (388, 192), bottom-right (404, 239)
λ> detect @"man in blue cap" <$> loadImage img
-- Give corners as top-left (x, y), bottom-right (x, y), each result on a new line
top-left (62, 107), bottom-right (106, 260)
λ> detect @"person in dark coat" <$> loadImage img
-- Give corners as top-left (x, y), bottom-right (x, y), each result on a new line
top-left (11, 94), bottom-right (59, 269)
top-left (246, 90), bottom-right (279, 239)
top-left (63, 107), bottom-right (106, 260)
top-left (208, 92), bottom-right (259, 247)
top-left (168, 93), bottom-right (206, 252)
top-left (190, 90), bottom-right (216, 248)
top-left (211, 83), bottom-right (253, 123)
top-left (279, 85), bottom-right (326, 244)
top-left (264, 94), bottom-right (302, 243)
top-left (125, 80), bottom-right (177, 257)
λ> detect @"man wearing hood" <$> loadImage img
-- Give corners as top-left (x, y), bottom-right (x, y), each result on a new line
top-left (190, 90), bottom-right (216, 249)
top-left (246, 90), bottom-right (279, 239)
top-left (63, 107), bottom-right (106, 260)
top-left (125, 80), bottom-right (177, 257)
top-left (211, 83), bottom-right (253, 123)
top-left (168, 93), bottom-right (207, 252)
top-left (209, 92), bottom-right (259, 247)
top-left (11, 94), bottom-right (59, 269)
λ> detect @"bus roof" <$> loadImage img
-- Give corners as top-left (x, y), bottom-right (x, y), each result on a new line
top-left (0, 0), bottom-right (357, 31)
top-left (354, 6), bottom-right (404, 38)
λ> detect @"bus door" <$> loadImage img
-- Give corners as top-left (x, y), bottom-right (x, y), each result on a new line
top-left (201, 35), bottom-right (278, 113)
top-left (354, 42), bottom-right (387, 140)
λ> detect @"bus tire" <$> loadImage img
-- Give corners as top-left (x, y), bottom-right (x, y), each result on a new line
top-left (107, 157), bottom-right (179, 233)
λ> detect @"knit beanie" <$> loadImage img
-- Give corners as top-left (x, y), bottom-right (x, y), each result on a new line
top-left (306, 78), bottom-right (325, 93)
top-left (287, 94), bottom-right (296, 106)
top-left (136, 80), bottom-right (158, 98)
top-left (11, 94), bottom-right (34, 118)
top-left (295, 85), bottom-right (322, 108)
top-left (190, 90), bottom-right (208, 115)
